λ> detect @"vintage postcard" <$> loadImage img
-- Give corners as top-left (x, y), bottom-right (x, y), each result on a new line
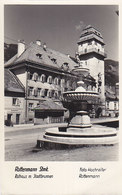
top-left (0, 1), bottom-right (122, 195)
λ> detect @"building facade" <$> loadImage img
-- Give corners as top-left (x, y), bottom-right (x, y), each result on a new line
top-left (105, 84), bottom-right (119, 117)
top-left (5, 40), bottom-right (79, 124)
top-left (4, 69), bottom-right (25, 125)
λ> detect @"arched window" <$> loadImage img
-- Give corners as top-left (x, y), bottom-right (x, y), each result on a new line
top-left (41, 74), bottom-right (46, 83)
top-left (41, 89), bottom-right (45, 97)
top-left (33, 72), bottom-right (38, 81)
top-left (54, 77), bottom-right (58, 85)
top-left (48, 90), bottom-right (52, 98)
top-left (47, 76), bottom-right (53, 84)
top-left (54, 91), bottom-right (58, 99)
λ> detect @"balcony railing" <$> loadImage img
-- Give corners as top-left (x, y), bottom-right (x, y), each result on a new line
top-left (79, 48), bottom-right (107, 58)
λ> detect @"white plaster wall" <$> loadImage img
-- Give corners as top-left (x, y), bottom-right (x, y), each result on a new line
top-left (85, 57), bottom-right (105, 101)
top-left (5, 96), bottom-right (24, 109)
top-left (13, 67), bottom-right (26, 87)
top-left (4, 96), bottom-right (25, 124)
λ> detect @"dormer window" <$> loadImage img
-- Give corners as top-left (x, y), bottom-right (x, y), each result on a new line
top-left (36, 53), bottom-right (42, 59)
top-left (51, 58), bottom-right (57, 64)
top-left (61, 62), bottom-right (69, 71)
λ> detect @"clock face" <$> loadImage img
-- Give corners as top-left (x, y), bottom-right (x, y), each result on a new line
top-left (62, 63), bottom-right (69, 71)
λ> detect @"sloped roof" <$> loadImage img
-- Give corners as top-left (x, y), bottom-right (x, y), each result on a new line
top-left (33, 99), bottom-right (66, 111)
top-left (5, 42), bottom-right (77, 71)
top-left (4, 69), bottom-right (25, 93)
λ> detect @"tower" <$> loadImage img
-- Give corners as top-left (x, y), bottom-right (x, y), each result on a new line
top-left (77, 25), bottom-right (107, 113)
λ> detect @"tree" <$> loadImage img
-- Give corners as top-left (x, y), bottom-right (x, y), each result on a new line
top-left (4, 43), bottom-right (17, 62)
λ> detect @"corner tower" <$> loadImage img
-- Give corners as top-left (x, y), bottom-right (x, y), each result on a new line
top-left (77, 25), bottom-right (107, 110)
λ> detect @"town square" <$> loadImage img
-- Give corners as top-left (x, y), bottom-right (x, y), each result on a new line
top-left (4, 5), bottom-right (119, 161)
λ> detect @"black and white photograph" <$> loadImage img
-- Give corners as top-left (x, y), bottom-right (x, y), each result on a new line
top-left (4, 4), bottom-right (119, 161)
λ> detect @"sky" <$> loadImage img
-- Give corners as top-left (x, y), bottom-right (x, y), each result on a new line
top-left (4, 4), bottom-right (119, 61)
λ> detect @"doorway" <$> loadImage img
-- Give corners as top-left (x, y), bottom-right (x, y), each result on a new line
top-left (6, 114), bottom-right (12, 126)
top-left (16, 114), bottom-right (20, 124)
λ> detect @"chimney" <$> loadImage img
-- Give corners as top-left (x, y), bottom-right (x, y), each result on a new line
top-left (43, 43), bottom-right (47, 50)
top-left (17, 40), bottom-right (25, 58)
top-left (36, 40), bottom-right (42, 46)
top-left (67, 54), bottom-right (70, 58)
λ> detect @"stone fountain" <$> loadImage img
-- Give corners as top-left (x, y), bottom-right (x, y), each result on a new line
top-left (36, 64), bottom-right (118, 149)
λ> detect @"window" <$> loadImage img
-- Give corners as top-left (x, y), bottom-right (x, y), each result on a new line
top-left (114, 102), bottom-right (117, 110)
top-left (51, 58), bottom-right (57, 64)
top-left (54, 77), bottom-right (58, 85)
top-left (37, 88), bottom-right (41, 96)
top-left (44, 89), bottom-right (48, 97)
top-left (36, 53), bottom-right (42, 59)
top-left (41, 74), bottom-right (46, 83)
top-left (47, 76), bottom-right (53, 84)
top-left (34, 88), bottom-right (38, 96)
top-left (52, 90), bottom-right (55, 97)
top-left (58, 91), bottom-right (61, 97)
top-left (28, 103), bottom-right (33, 111)
top-left (61, 63), bottom-right (69, 71)
top-left (58, 79), bottom-right (61, 86)
top-left (28, 87), bottom-right (33, 96)
top-left (28, 72), bottom-right (33, 80)
top-left (13, 98), bottom-right (17, 105)
top-left (41, 89), bottom-right (45, 97)
top-left (12, 98), bottom-right (20, 106)
top-left (54, 91), bottom-right (58, 99)
top-left (48, 90), bottom-right (52, 98)
top-left (107, 102), bottom-right (109, 110)
top-left (33, 72), bottom-right (38, 81)
top-left (95, 42), bottom-right (97, 45)
top-left (29, 103), bottom-right (33, 109)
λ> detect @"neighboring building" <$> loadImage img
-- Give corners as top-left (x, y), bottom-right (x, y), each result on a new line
top-left (105, 84), bottom-right (119, 117)
top-left (33, 99), bottom-right (66, 124)
top-left (4, 69), bottom-right (25, 125)
top-left (5, 40), bottom-right (79, 124)
top-left (76, 25), bottom-right (107, 114)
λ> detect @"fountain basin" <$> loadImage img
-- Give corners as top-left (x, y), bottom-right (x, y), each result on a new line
top-left (36, 125), bottom-right (118, 149)
top-left (63, 91), bottom-right (99, 101)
